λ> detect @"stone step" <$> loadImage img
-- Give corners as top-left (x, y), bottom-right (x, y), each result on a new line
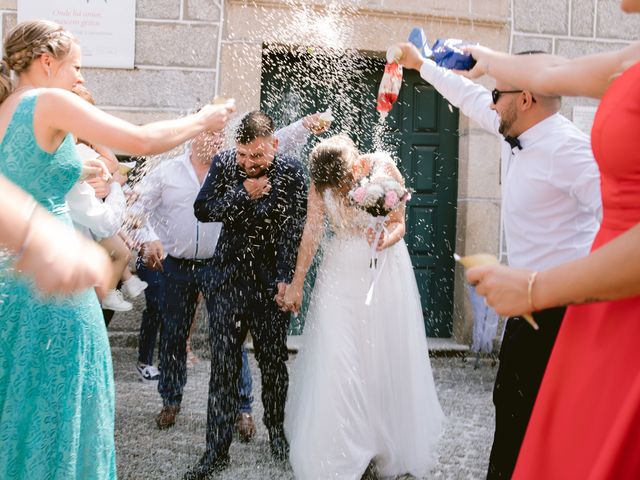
top-left (108, 330), bottom-right (469, 357)
top-left (108, 300), bottom-right (471, 357)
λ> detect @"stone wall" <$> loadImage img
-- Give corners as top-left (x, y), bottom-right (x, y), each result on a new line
top-left (511, 0), bottom-right (640, 118)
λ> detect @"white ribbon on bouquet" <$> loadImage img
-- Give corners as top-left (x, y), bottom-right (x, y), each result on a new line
top-left (365, 215), bottom-right (389, 306)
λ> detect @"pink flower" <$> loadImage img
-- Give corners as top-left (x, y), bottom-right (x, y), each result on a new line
top-left (384, 190), bottom-right (399, 209)
top-left (352, 187), bottom-right (366, 204)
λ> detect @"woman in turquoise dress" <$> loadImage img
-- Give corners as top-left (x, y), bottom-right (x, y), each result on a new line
top-left (0, 20), bottom-right (235, 479)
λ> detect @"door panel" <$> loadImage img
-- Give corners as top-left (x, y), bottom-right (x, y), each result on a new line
top-left (411, 145), bottom-right (438, 192)
top-left (413, 85), bottom-right (439, 131)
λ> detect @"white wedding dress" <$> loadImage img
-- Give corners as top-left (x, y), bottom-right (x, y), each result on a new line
top-left (285, 161), bottom-right (445, 480)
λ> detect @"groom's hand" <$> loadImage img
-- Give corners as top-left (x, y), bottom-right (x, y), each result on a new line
top-left (244, 176), bottom-right (271, 199)
top-left (275, 282), bottom-right (288, 311)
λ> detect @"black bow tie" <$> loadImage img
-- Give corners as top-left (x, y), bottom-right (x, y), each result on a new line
top-left (504, 136), bottom-right (522, 150)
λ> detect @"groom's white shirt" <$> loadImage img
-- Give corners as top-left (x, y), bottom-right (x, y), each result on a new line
top-left (419, 60), bottom-right (602, 271)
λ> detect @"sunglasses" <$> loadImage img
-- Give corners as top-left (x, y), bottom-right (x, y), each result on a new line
top-left (491, 89), bottom-right (523, 104)
top-left (491, 89), bottom-right (538, 105)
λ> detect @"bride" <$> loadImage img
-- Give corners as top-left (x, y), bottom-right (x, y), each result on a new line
top-left (282, 135), bottom-right (444, 479)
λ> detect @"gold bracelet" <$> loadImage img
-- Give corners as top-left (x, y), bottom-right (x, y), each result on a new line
top-left (527, 271), bottom-right (539, 312)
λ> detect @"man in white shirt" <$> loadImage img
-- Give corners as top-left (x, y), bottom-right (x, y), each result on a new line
top-left (397, 43), bottom-right (602, 479)
top-left (132, 113), bottom-right (327, 433)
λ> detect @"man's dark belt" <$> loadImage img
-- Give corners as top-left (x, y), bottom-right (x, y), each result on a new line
top-left (167, 255), bottom-right (211, 266)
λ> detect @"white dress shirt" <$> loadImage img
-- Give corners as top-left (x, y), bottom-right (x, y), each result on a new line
top-left (133, 152), bottom-right (221, 259)
top-left (277, 119), bottom-right (310, 157)
top-left (132, 121), bottom-right (311, 260)
top-left (419, 60), bottom-right (602, 271)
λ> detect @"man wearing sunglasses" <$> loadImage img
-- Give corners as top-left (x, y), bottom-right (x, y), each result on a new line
top-left (395, 43), bottom-right (602, 479)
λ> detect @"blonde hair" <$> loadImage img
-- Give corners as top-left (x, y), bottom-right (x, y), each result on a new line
top-left (309, 134), bottom-right (358, 193)
top-left (0, 20), bottom-right (76, 104)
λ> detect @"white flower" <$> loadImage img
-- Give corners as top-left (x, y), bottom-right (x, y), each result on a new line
top-left (363, 183), bottom-right (384, 205)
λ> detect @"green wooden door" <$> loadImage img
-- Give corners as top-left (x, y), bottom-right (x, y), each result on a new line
top-left (260, 45), bottom-right (458, 337)
top-left (393, 75), bottom-right (459, 337)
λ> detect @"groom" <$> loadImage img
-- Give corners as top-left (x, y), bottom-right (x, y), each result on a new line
top-left (185, 111), bottom-right (307, 479)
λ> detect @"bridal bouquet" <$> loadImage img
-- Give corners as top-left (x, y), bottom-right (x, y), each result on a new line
top-left (348, 174), bottom-right (411, 217)
top-left (348, 173), bottom-right (411, 305)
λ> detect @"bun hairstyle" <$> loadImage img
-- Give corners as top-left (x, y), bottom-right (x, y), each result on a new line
top-left (0, 20), bottom-right (76, 104)
top-left (308, 134), bottom-right (358, 194)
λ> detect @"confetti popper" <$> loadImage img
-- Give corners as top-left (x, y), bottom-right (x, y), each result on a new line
top-left (454, 253), bottom-right (539, 330)
top-left (376, 58), bottom-right (403, 121)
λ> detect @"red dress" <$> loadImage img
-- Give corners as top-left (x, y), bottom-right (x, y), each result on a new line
top-left (513, 61), bottom-right (640, 479)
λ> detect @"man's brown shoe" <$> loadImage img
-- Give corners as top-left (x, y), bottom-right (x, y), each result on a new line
top-left (156, 405), bottom-right (181, 430)
top-left (235, 412), bottom-right (256, 442)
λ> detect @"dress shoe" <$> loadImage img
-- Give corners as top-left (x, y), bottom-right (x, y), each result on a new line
top-left (182, 453), bottom-right (230, 480)
top-left (235, 412), bottom-right (256, 442)
top-left (268, 427), bottom-right (290, 462)
top-left (156, 405), bottom-right (180, 430)
top-left (361, 461), bottom-right (379, 480)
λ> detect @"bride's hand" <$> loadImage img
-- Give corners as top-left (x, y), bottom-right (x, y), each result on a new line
top-left (366, 227), bottom-right (385, 250)
top-left (374, 222), bottom-right (404, 251)
top-left (282, 282), bottom-right (303, 314)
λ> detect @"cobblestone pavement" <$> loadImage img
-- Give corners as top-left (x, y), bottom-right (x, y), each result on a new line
top-left (112, 343), bottom-right (497, 480)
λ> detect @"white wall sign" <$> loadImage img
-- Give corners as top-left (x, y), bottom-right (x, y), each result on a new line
top-left (18, 0), bottom-right (136, 69)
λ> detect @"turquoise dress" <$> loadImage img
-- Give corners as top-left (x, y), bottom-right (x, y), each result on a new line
top-left (0, 91), bottom-right (116, 479)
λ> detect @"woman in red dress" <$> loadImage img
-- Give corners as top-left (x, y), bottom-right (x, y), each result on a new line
top-left (462, 2), bottom-right (640, 478)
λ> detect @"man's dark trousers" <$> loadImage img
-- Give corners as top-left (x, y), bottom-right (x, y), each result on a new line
top-left (203, 278), bottom-right (289, 460)
top-left (158, 256), bottom-right (212, 407)
top-left (156, 255), bottom-right (254, 409)
top-left (487, 307), bottom-right (566, 479)
top-left (137, 259), bottom-right (166, 366)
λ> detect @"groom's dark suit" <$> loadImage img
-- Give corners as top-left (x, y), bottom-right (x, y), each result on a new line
top-left (194, 148), bottom-right (307, 462)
